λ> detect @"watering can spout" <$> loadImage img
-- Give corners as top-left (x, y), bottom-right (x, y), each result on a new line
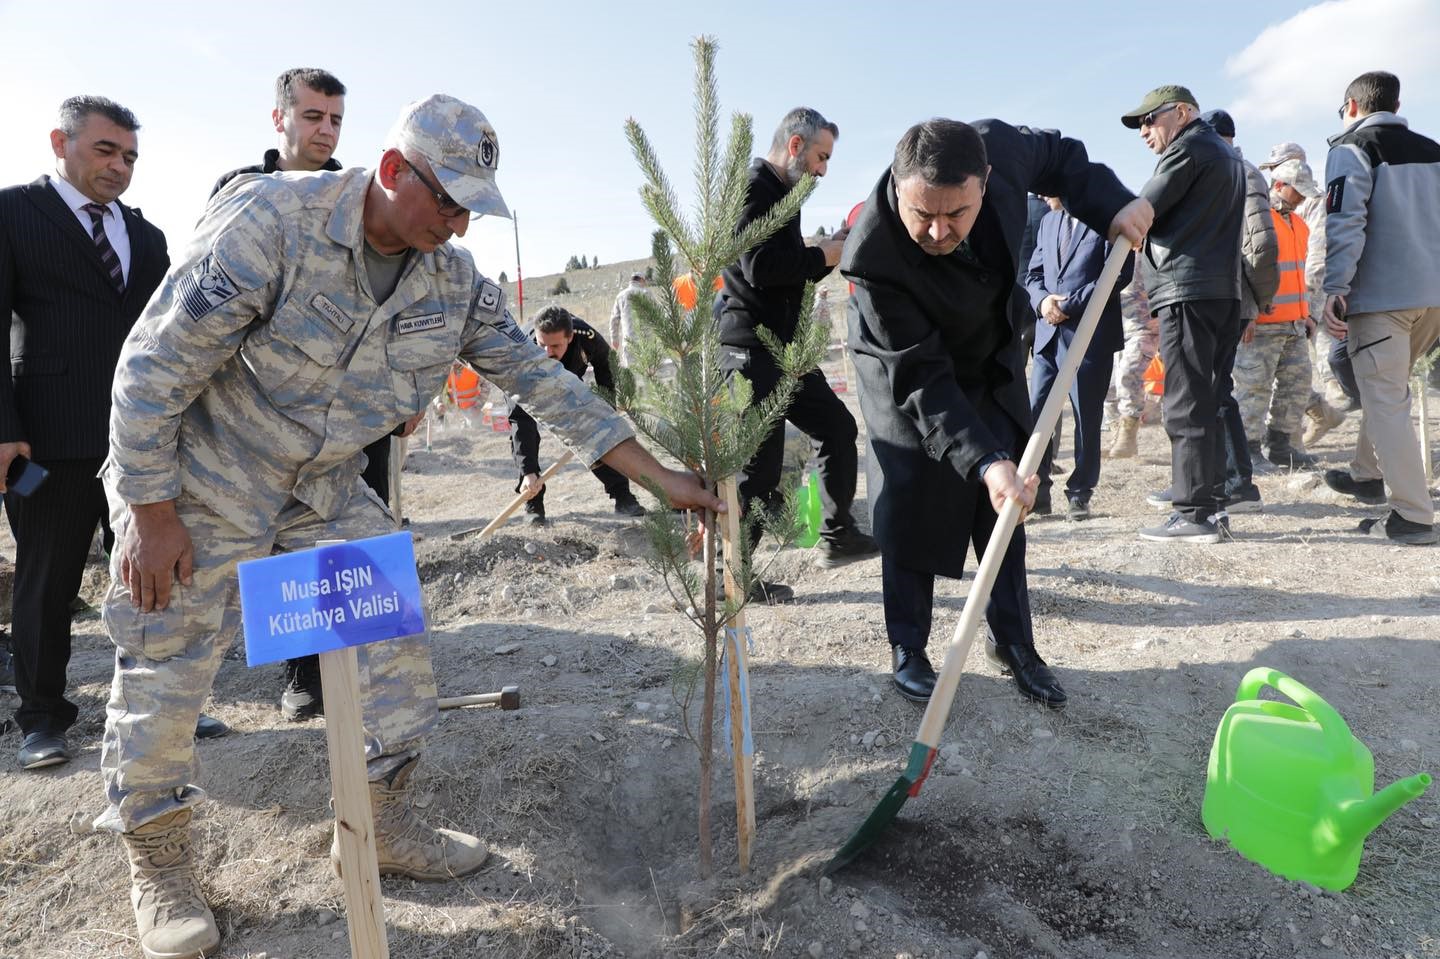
top-left (1321, 773), bottom-right (1432, 852)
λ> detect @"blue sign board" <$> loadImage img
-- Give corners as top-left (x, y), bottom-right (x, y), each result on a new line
top-left (238, 532), bottom-right (427, 667)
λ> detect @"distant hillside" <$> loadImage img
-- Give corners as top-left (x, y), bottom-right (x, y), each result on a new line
top-left (499, 253), bottom-right (851, 344)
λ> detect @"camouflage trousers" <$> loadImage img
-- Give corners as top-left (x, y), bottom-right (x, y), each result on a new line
top-left (1112, 313), bottom-right (1160, 418)
top-left (1233, 320), bottom-right (1313, 440)
top-left (95, 483), bottom-right (437, 833)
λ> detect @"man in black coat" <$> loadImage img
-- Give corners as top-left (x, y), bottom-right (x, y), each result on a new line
top-left (719, 107), bottom-right (877, 599)
top-left (841, 118), bottom-right (1151, 705)
top-left (1120, 86), bottom-right (1245, 544)
top-left (510, 306), bottom-right (645, 523)
top-left (0, 96), bottom-right (169, 768)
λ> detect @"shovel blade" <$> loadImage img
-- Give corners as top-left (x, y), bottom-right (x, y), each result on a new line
top-left (826, 742), bottom-right (936, 873)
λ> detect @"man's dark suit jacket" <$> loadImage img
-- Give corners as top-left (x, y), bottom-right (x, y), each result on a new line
top-left (1023, 208), bottom-right (1133, 356)
top-left (0, 176), bottom-right (170, 460)
top-left (840, 120), bottom-right (1131, 577)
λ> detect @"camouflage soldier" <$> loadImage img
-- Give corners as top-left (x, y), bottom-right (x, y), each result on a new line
top-left (608, 271), bottom-right (650, 367)
top-left (98, 95), bottom-right (720, 959)
top-left (1107, 268), bottom-right (1157, 458)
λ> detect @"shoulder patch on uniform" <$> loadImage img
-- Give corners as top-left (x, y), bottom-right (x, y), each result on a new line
top-left (497, 311), bottom-right (529, 345)
top-left (1326, 176), bottom-right (1345, 215)
top-left (477, 280), bottom-right (502, 314)
top-left (178, 253), bottom-right (240, 320)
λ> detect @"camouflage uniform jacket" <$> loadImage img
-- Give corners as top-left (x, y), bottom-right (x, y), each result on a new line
top-left (108, 168), bottom-right (634, 536)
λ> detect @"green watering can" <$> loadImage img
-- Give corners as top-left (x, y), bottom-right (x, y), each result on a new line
top-left (794, 470), bottom-right (822, 548)
top-left (1202, 667), bottom-right (1430, 891)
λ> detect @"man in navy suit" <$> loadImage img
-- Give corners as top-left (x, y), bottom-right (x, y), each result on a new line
top-left (0, 96), bottom-right (169, 769)
top-left (1024, 195), bottom-right (1133, 519)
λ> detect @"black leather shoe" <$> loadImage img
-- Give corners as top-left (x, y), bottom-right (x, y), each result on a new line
top-left (988, 643), bottom-right (1067, 708)
top-left (1324, 469), bottom-right (1386, 504)
top-left (280, 655), bottom-right (324, 721)
top-left (18, 731), bottom-right (72, 770)
top-left (891, 646), bottom-right (937, 702)
top-left (613, 498), bottom-right (646, 517)
top-left (194, 713), bottom-right (230, 739)
top-left (748, 580), bottom-right (794, 605)
top-left (815, 526), bottom-right (880, 568)
top-left (1066, 496), bottom-right (1091, 521)
top-left (1032, 487), bottom-right (1052, 517)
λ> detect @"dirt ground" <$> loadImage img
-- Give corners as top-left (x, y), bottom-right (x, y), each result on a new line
top-left (1, 331), bottom-right (1438, 959)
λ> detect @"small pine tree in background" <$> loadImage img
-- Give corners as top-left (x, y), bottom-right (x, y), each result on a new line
top-left (550, 277), bottom-right (571, 295)
top-left (498, 270), bottom-right (508, 284)
top-left (610, 35), bottom-right (827, 877)
top-left (580, 254), bottom-right (589, 269)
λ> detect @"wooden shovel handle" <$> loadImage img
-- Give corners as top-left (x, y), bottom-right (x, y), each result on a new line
top-left (476, 450), bottom-right (577, 540)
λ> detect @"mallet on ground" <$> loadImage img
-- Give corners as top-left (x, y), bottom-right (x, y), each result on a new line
top-left (438, 685), bottom-right (520, 711)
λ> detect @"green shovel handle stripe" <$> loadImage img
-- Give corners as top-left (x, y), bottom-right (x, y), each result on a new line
top-left (905, 741), bottom-right (938, 798)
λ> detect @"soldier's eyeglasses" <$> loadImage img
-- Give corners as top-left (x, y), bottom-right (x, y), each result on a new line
top-left (402, 157), bottom-right (470, 219)
top-left (1139, 104), bottom-right (1180, 128)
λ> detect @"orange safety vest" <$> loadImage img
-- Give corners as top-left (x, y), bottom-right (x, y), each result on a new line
top-left (1264, 209), bottom-right (1310, 324)
top-left (447, 364), bottom-right (482, 409)
top-left (673, 272), bottom-right (723, 311)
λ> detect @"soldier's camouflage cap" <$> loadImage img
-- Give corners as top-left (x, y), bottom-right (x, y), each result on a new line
top-left (387, 94), bottom-right (510, 218)
top-left (1270, 158), bottom-right (1322, 198)
top-left (1258, 141), bottom-right (1306, 170)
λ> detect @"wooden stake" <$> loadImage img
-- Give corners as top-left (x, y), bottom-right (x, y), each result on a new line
top-left (718, 477), bottom-right (756, 872)
top-left (314, 537), bottom-right (389, 958)
top-left (387, 437), bottom-right (404, 532)
top-left (1417, 376), bottom-right (1433, 479)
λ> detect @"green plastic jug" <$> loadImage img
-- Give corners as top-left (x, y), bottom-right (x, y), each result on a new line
top-left (1202, 667), bottom-right (1431, 891)
top-left (794, 470), bottom-right (822, 548)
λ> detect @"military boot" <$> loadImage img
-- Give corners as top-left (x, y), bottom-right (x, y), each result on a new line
top-left (332, 758), bottom-right (490, 881)
top-left (122, 809), bottom-right (220, 959)
top-left (1265, 428), bottom-right (1317, 470)
top-left (1108, 415), bottom-right (1139, 459)
top-left (1302, 397), bottom-right (1347, 447)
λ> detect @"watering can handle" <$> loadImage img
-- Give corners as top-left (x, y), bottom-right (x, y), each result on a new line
top-left (1235, 667), bottom-right (1354, 758)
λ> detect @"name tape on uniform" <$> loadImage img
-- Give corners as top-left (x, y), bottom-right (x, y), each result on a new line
top-left (237, 532), bottom-right (426, 666)
top-left (395, 312), bottom-right (446, 335)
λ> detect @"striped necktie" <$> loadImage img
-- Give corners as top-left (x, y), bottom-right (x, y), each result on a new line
top-left (82, 202), bottom-right (125, 294)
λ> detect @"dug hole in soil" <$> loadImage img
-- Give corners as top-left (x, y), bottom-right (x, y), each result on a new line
top-left (1, 319), bottom-right (1437, 958)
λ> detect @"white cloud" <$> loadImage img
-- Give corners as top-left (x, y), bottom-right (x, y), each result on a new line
top-left (1227, 0), bottom-right (1440, 124)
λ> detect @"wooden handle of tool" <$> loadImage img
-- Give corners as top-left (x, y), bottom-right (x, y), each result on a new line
top-left (439, 693), bottom-right (503, 710)
top-left (914, 241), bottom-right (1134, 749)
top-left (476, 450), bottom-right (576, 540)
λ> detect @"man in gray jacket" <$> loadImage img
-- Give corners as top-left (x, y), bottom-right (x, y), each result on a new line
top-left (1321, 71), bottom-right (1440, 545)
top-left (1122, 86), bottom-right (1245, 543)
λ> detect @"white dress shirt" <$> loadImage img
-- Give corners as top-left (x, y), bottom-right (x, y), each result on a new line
top-left (49, 173), bottom-right (131, 284)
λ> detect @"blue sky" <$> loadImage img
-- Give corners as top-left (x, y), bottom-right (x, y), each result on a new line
top-left (2, 0), bottom-right (1435, 283)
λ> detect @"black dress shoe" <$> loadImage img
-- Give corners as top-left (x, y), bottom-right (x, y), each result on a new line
top-left (1324, 469), bottom-right (1386, 504)
top-left (814, 526), bottom-right (880, 568)
top-left (748, 581), bottom-right (795, 604)
top-left (194, 714), bottom-right (230, 739)
top-left (18, 731), bottom-right (72, 770)
top-left (891, 646), bottom-right (937, 702)
top-left (1032, 487), bottom-right (1052, 517)
top-left (613, 498), bottom-right (647, 517)
top-left (988, 643), bottom-right (1067, 708)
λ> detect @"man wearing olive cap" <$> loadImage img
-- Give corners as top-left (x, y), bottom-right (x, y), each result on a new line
top-left (1121, 85), bottom-right (1245, 544)
top-left (97, 94), bottom-right (722, 959)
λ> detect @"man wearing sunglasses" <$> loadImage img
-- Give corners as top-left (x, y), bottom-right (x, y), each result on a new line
top-left (1121, 85), bottom-right (1246, 544)
top-left (97, 94), bottom-right (724, 959)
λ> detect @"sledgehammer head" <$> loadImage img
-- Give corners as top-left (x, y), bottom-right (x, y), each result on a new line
top-left (498, 685), bottom-right (520, 710)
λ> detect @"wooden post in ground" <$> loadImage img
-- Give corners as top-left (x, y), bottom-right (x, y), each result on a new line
top-left (718, 477), bottom-right (756, 871)
top-left (1417, 376), bottom-right (1433, 479)
top-left (315, 542), bottom-right (389, 958)
top-left (388, 437), bottom-right (405, 531)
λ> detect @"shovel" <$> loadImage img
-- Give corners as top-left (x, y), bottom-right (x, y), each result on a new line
top-left (828, 240), bottom-right (1134, 872)
top-left (448, 450), bottom-right (576, 541)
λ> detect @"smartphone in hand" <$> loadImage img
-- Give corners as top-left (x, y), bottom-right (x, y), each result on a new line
top-left (6, 455), bottom-right (48, 497)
